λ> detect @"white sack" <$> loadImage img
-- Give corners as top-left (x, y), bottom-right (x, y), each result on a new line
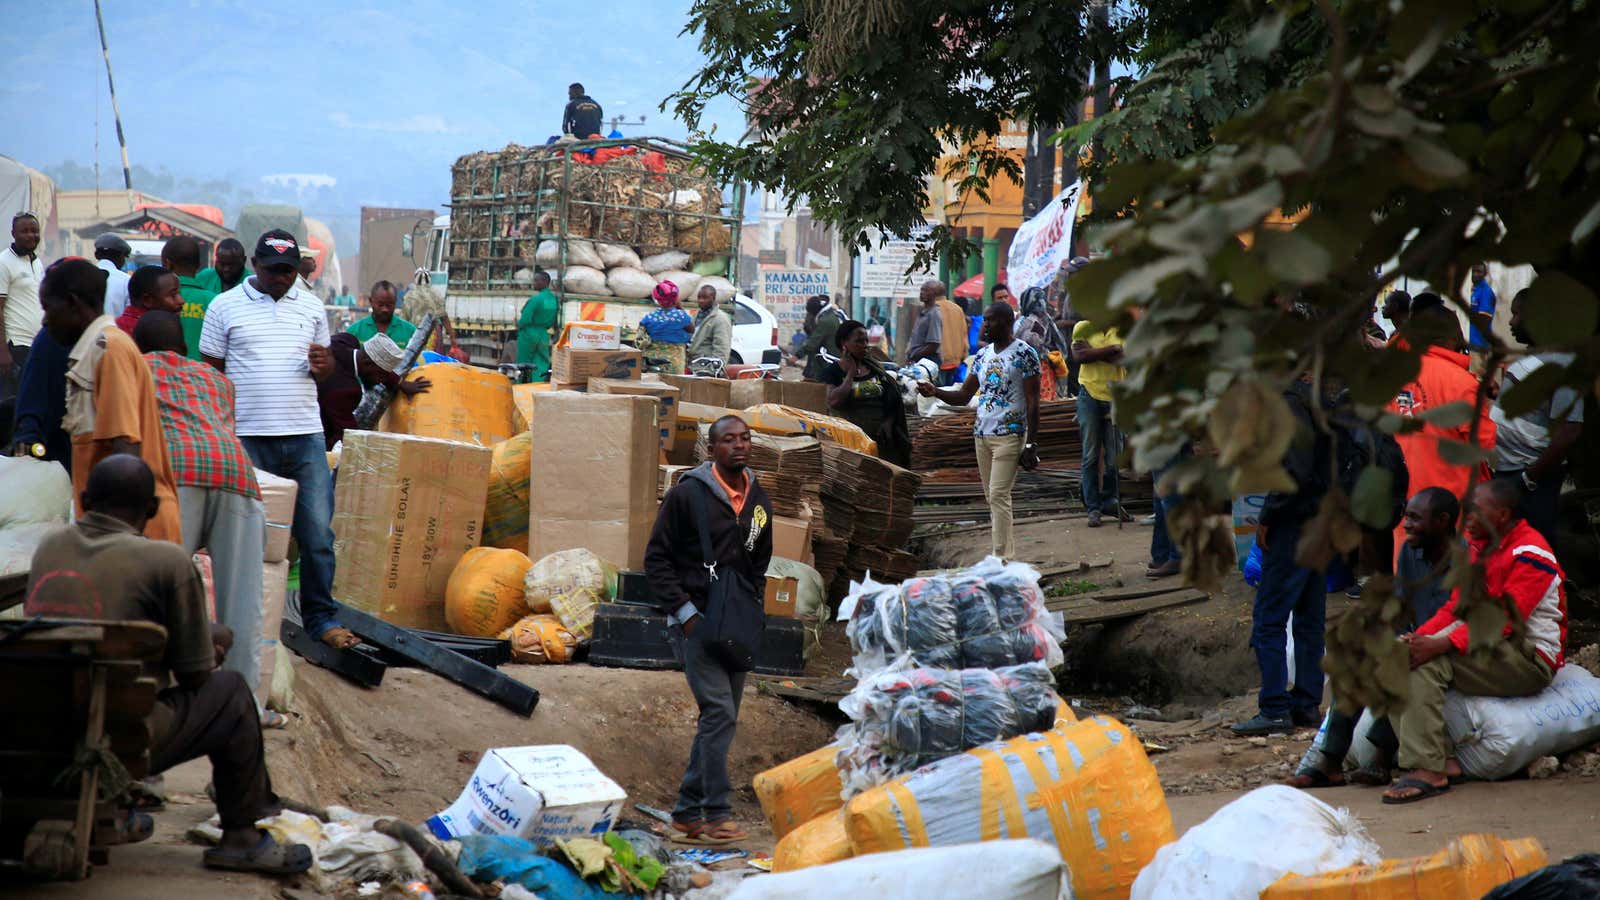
top-left (655, 270), bottom-right (702, 298)
top-left (729, 840), bottom-right (1073, 900)
top-left (595, 243), bottom-right (642, 270)
top-left (606, 266), bottom-right (657, 300)
top-left (699, 275), bottom-right (735, 302)
top-left (556, 266), bottom-right (610, 296)
top-left (640, 250), bottom-right (691, 275)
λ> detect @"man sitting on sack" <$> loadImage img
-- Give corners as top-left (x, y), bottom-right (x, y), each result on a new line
top-left (1382, 477), bottom-right (1568, 804)
top-left (645, 414), bottom-right (773, 846)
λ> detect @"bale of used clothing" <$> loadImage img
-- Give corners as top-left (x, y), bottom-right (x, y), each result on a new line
top-left (834, 662), bottom-right (1059, 797)
top-left (840, 557), bottom-right (1064, 676)
top-left (524, 548), bottom-right (619, 640)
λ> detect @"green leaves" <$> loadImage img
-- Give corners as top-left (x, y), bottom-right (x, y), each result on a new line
top-left (1256, 229), bottom-right (1332, 284)
top-left (1417, 401), bottom-right (1474, 429)
top-left (1436, 439), bottom-right (1492, 468)
top-left (1402, 137), bottom-right (1470, 184)
top-left (1241, 11), bottom-right (1287, 60)
top-left (1497, 360), bottom-right (1570, 419)
top-left (1523, 272), bottom-right (1600, 345)
top-left (1351, 465), bottom-right (1395, 530)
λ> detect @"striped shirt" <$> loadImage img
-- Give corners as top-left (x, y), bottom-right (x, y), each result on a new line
top-left (199, 279), bottom-right (330, 437)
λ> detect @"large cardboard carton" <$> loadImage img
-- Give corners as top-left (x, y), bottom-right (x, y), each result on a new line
top-left (772, 513), bottom-right (814, 566)
top-left (425, 745), bottom-right (627, 845)
top-left (728, 379), bottom-right (831, 414)
top-left (257, 559), bottom-right (290, 705)
top-left (529, 393), bottom-right (659, 570)
top-left (256, 469), bottom-right (298, 563)
top-left (551, 346), bottom-right (642, 387)
top-left (558, 321), bottom-right (621, 350)
top-left (380, 362), bottom-right (517, 447)
top-left (589, 377), bottom-right (681, 450)
top-left (660, 373), bottom-right (732, 408)
top-left (332, 431), bottom-right (492, 631)
top-left (765, 575), bottom-right (800, 618)
top-left (511, 382), bottom-right (557, 432)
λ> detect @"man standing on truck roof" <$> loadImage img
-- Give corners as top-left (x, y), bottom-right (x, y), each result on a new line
top-left (517, 271), bottom-right (559, 382)
top-left (563, 83), bottom-right (603, 138)
top-left (346, 281), bottom-right (418, 350)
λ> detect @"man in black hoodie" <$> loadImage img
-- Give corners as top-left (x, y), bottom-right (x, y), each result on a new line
top-left (645, 414), bottom-right (773, 846)
top-left (1233, 376), bottom-right (1336, 736)
top-left (563, 83), bottom-right (604, 138)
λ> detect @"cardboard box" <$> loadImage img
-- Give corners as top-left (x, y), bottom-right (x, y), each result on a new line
top-left (558, 321), bottom-right (621, 351)
top-left (331, 431), bottom-right (492, 631)
top-left (659, 373), bottom-right (732, 408)
top-left (511, 382), bottom-right (557, 433)
top-left (425, 745), bottom-right (627, 844)
top-left (727, 378), bottom-right (830, 414)
top-left (589, 377), bottom-right (682, 451)
top-left (764, 575), bottom-right (800, 618)
top-left (256, 469), bottom-right (299, 563)
top-left (772, 513), bottom-right (814, 566)
top-left (551, 346), bottom-right (643, 387)
top-left (380, 362), bottom-right (516, 447)
top-left (257, 559), bottom-right (290, 705)
top-left (529, 392), bottom-right (659, 570)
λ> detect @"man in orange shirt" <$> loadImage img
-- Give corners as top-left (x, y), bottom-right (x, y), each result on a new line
top-left (40, 258), bottom-right (181, 543)
top-left (1386, 299), bottom-right (1494, 558)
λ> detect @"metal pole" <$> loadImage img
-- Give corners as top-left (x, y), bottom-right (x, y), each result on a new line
top-left (93, 0), bottom-right (133, 194)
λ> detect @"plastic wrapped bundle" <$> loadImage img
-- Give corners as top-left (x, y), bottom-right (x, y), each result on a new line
top-left (834, 662), bottom-right (1059, 797)
top-left (840, 557), bottom-right (1064, 675)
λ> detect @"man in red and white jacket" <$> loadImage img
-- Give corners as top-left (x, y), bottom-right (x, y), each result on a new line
top-left (1384, 478), bottom-right (1566, 804)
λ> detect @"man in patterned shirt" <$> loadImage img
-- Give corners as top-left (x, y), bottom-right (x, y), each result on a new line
top-left (133, 311), bottom-right (268, 705)
top-left (918, 302), bottom-right (1041, 559)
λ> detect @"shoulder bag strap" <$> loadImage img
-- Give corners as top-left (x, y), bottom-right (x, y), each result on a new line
top-left (692, 479), bottom-right (719, 584)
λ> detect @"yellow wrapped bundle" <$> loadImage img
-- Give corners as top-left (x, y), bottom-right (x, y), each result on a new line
top-left (744, 403), bottom-right (876, 455)
top-left (382, 362), bottom-right (516, 447)
top-left (774, 808), bottom-right (852, 873)
top-left (1262, 834), bottom-right (1548, 899)
top-left (499, 613), bottom-right (580, 664)
top-left (754, 744), bottom-right (845, 840)
top-left (483, 433), bottom-right (532, 554)
top-left (524, 548), bottom-right (618, 640)
top-left (511, 382), bottom-right (555, 432)
top-left (843, 715), bottom-right (1172, 899)
top-left (444, 547), bottom-right (534, 637)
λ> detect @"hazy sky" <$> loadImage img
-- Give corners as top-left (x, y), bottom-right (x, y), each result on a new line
top-left (0, 1), bottom-right (745, 245)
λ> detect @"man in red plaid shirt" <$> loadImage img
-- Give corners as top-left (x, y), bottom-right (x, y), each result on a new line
top-left (133, 312), bottom-right (271, 718)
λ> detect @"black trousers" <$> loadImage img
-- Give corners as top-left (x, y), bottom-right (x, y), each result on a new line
top-left (150, 670), bottom-right (275, 831)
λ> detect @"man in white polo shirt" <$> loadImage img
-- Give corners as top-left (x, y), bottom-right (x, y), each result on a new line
top-left (94, 232), bottom-right (134, 320)
top-left (201, 230), bottom-right (357, 649)
top-left (0, 212), bottom-right (45, 404)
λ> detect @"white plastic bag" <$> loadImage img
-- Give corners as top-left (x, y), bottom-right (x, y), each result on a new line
top-left (699, 275), bottom-right (736, 302)
top-left (667, 189), bottom-right (704, 211)
top-left (655, 270), bottom-right (703, 298)
top-left (1446, 664), bottom-right (1600, 779)
top-left (1131, 785), bottom-right (1381, 900)
top-left (640, 250), bottom-right (691, 274)
top-left (729, 840), bottom-right (1074, 900)
top-left (605, 265), bottom-right (657, 300)
top-left (555, 265), bottom-right (610, 296)
top-left (535, 240), bottom-right (561, 266)
top-left (595, 243), bottom-right (642, 269)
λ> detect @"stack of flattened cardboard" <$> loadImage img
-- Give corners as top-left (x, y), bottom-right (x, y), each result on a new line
top-left (820, 444), bottom-right (923, 547)
top-left (331, 431), bottom-right (493, 632)
top-left (529, 392), bottom-right (660, 570)
top-left (746, 433), bottom-right (822, 518)
top-left (845, 542), bottom-right (921, 582)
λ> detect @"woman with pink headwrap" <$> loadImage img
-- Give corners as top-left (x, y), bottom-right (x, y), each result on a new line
top-left (638, 280), bottom-right (694, 374)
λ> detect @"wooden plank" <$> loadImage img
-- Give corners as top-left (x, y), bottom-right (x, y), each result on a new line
top-left (756, 676), bottom-right (855, 707)
top-left (340, 607), bottom-right (539, 717)
top-left (1050, 589), bottom-right (1208, 623)
top-left (74, 665), bottom-right (108, 879)
top-left (1076, 583), bottom-right (1195, 604)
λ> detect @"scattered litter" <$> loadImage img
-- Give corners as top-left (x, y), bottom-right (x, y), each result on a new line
top-left (1142, 741), bottom-right (1171, 754)
top-left (427, 745), bottom-right (626, 843)
top-left (674, 847), bottom-right (748, 866)
top-left (747, 855), bottom-right (774, 872)
top-left (635, 804), bottom-right (673, 824)
top-left (1528, 756), bottom-right (1560, 779)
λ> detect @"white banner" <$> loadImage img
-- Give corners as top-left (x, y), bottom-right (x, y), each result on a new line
top-left (859, 225), bottom-right (934, 299)
top-left (759, 268), bottom-right (831, 344)
top-left (1006, 181), bottom-right (1085, 294)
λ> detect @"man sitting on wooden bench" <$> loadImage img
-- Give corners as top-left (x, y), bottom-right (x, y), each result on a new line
top-left (24, 454), bottom-right (312, 876)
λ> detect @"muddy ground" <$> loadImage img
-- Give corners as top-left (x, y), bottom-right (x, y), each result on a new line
top-left (11, 511), bottom-right (1598, 898)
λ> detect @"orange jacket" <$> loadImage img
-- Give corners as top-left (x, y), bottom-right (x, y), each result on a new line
top-left (1388, 346), bottom-right (1496, 500)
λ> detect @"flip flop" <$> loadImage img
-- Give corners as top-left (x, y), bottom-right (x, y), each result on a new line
top-left (697, 820), bottom-right (749, 846)
top-left (1347, 766), bottom-right (1391, 787)
top-left (1381, 775), bottom-right (1450, 805)
top-left (203, 831), bottom-right (313, 875)
top-left (669, 820), bottom-right (708, 845)
top-left (260, 709), bottom-right (290, 730)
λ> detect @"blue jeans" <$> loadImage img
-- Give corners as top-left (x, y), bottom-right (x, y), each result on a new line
top-left (1252, 521), bottom-right (1327, 719)
top-left (1149, 447), bottom-right (1189, 565)
top-left (241, 433), bottom-right (343, 639)
top-left (1076, 388), bottom-right (1119, 512)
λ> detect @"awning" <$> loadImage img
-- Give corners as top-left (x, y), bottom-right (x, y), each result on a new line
top-left (953, 268), bottom-right (1007, 300)
top-left (75, 205), bottom-right (234, 245)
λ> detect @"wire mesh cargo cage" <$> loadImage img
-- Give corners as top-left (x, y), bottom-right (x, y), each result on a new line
top-left (447, 137), bottom-right (743, 301)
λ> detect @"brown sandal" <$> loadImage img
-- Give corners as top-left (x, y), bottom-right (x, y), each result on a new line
top-left (698, 820), bottom-right (749, 845)
top-left (669, 819), bottom-right (707, 845)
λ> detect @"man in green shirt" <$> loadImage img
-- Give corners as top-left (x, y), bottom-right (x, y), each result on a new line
top-left (162, 236), bottom-right (218, 362)
top-left (517, 271), bottom-right (560, 381)
top-left (346, 280), bottom-right (418, 349)
top-left (197, 237), bottom-right (249, 295)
